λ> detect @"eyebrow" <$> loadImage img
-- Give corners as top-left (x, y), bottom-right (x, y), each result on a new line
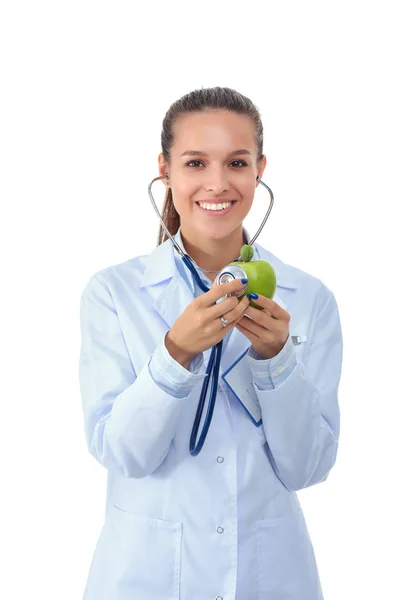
top-left (180, 149), bottom-right (252, 157)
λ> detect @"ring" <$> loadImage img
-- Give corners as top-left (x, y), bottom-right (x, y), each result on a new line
top-left (220, 316), bottom-right (229, 327)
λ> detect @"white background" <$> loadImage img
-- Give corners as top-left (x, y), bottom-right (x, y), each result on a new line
top-left (1, 1), bottom-right (399, 598)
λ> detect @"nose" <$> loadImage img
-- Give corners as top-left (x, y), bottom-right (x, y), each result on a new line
top-left (203, 167), bottom-right (230, 194)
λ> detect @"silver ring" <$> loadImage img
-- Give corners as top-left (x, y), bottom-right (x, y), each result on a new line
top-left (220, 316), bottom-right (229, 327)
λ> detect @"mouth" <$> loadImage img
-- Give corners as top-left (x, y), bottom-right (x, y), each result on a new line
top-left (195, 201), bottom-right (237, 216)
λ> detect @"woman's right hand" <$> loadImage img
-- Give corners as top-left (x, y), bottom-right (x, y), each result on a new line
top-left (165, 277), bottom-right (250, 365)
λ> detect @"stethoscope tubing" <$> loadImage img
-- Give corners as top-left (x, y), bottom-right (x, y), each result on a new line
top-left (148, 175), bottom-right (274, 455)
top-left (181, 254), bottom-right (224, 455)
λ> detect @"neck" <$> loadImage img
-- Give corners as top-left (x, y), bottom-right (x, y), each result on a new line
top-left (180, 224), bottom-right (247, 277)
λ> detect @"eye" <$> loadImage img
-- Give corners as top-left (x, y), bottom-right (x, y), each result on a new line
top-left (186, 160), bottom-right (204, 167)
top-left (185, 159), bottom-right (248, 168)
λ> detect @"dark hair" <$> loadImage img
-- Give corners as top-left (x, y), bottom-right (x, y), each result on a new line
top-left (156, 86), bottom-right (264, 246)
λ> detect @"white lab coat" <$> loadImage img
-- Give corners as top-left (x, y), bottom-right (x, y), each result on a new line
top-left (78, 234), bottom-right (343, 600)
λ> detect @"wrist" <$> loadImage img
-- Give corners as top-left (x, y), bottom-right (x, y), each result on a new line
top-left (165, 332), bottom-right (194, 369)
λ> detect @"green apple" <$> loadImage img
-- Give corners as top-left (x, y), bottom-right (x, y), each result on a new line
top-left (232, 244), bottom-right (276, 310)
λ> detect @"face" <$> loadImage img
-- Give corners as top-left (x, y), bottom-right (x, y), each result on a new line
top-left (158, 109), bottom-right (267, 242)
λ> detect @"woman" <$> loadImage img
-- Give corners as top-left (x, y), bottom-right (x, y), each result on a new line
top-left (79, 86), bottom-right (343, 600)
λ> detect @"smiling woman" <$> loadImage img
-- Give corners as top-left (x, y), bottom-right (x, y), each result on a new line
top-left (157, 102), bottom-right (267, 272)
top-left (79, 86), bottom-right (343, 600)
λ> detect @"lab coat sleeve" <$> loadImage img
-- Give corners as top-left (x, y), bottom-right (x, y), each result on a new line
top-left (148, 332), bottom-right (206, 398)
top-left (246, 334), bottom-right (297, 390)
top-left (252, 284), bottom-right (343, 491)
top-left (79, 273), bottom-right (205, 478)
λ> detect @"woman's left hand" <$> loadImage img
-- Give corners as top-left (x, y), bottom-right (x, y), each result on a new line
top-left (234, 295), bottom-right (291, 359)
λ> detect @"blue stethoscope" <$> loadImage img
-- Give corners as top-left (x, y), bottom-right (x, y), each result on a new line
top-left (148, 174), bottom-right (274, 456)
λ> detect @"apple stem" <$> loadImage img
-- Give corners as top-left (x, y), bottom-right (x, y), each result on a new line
top-left (240, 244), bottom-right (254, 263)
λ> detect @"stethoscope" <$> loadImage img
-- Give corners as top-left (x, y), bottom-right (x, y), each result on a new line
top-left (148, 174), bottom-right (274, 456)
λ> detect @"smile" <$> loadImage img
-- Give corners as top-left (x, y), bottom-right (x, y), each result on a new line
top-left (196, 201), bottom-right (237, 216)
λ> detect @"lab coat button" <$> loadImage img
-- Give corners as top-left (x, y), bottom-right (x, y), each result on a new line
top-left (217, 526), bottom-right (224, 533)
top-left (216, 597), bottom-right (223, 600)
top-left (217, 456), bottom-right (224, 463)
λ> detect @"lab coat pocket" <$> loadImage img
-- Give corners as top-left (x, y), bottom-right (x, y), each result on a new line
top-left (256, 510), bottom-right (322, 599)
top-left (85, 503), bottom-right (182, 600)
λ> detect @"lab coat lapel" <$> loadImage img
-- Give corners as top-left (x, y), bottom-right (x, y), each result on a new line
top-left (140, 238), bottom-right (298, 373)
top-left (139, 238), bottom-right (200, 332)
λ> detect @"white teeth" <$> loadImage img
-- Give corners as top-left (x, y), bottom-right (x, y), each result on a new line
top-left (198, 201), bottom-right (233, 211)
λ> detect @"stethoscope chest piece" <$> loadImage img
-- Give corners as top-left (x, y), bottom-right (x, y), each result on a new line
top-left (215, 263), bottom-right (249, 303)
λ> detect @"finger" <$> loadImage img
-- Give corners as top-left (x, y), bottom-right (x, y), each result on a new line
top-left (209, 289), bottom-right (249, 322)
top-left (236, 316), bottom-right (271, 345)
top-left (242, 305), bottom-right (277, 330)
top-left (235, 320), bottom-right (258, 344)
top-left (247, 295), bottom-right (290, 321)
top-left (237, 314), bottom-right (264, 335)
top-left (203, 276), bottom-right (248, 306)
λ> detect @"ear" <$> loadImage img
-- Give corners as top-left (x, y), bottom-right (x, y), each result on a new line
top-left (158, 153), bottom-right (169, 186)
top-left (256, 154), bottom-right (267, 184)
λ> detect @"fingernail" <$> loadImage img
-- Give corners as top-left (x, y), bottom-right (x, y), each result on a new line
top-left (247, 292), bottom-right (259, 299)
top-left (241, 278), bottom-right (248, 284)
